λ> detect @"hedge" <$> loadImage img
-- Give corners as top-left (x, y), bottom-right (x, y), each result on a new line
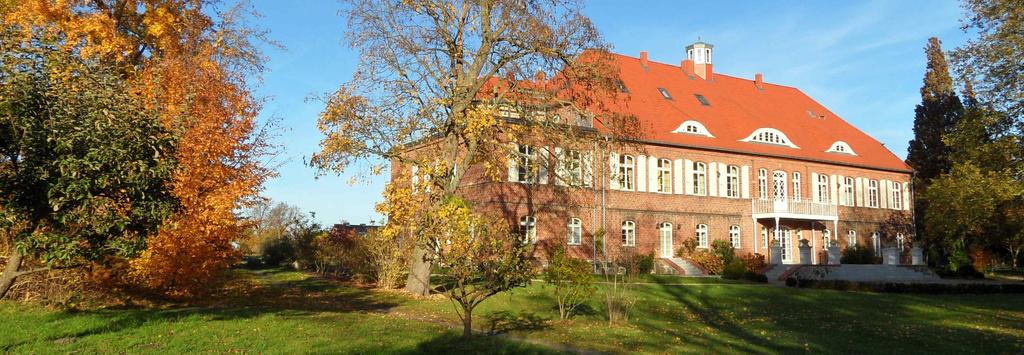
top-left (786, 278), bottom-right (1024, 294)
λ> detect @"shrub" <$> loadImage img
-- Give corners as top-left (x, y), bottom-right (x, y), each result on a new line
top-left (261, 238), bottom-right (295, 267)
top-left (721, 260), bottom-right (746, 280)
top-left (361, 229), bottom-right (408, 289)
top-left (841, 245), bottom-right (879, 264)
top-left (637, 253), bottom-right (655, 274)
top-left (786, 278), bottom-right (1024, 294)
top-left (543, 246), bottom-right (597, 320)
top-left (935, 265), bottom-right (986, 279)
top-left (687, 250), bottom-right (724, 274)
top-left (711, 239), bottom-right (736, 265)
top-left (740, 253), bottom-right (767, 273)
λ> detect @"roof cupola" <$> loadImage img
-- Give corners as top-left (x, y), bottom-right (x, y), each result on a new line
top-left (686, 40), bottom-right (714, 80)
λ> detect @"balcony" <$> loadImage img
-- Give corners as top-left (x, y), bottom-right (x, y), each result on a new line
top-left (752, 198), bottom-right (838, 220)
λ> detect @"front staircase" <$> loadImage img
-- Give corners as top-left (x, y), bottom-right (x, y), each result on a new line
top-left (660, 257), bottom-right (707, 276)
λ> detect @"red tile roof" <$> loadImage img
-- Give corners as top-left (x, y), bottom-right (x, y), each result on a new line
top-left (606, 53), bottom-right (912, 173)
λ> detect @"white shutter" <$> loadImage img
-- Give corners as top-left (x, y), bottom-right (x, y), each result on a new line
top-left (507, 145), bottom-right (518, 182)
top-left (673, 159), bottom-right (684, 194)
top-left (880, 179), bottom-right (890, 209)
top-left (718, 162), bottom-right (728, 197)
top-left (708, 162), bottom-right (718, 196)
top-left (684, 159), bottom-right (694, 195)
top-left (855, 177), bottom-right (864, 207)
top-left (903, 182), bottom-right (911, 211)
top-left (836, 175), bottom-right (845, 205)
top-left (538, 147), bottom-right (550, 184)
top-left (411, 165), bottom-right (420, 190)
top-left (609, 152), bottom-right (620, 190)
top-left (811, 172), bottom-right (819, 202)
top-left (648, 155), bottom-right (659, 193)
top-left (829, 174), bottom-right (839, 205)
top-left (583, 151), bottom-right (594, 187)
top-left (741, 165), bottom-right (750, 199)
top-left (636, 155), bottom-right (647, 192)
top-left (554, 147), bottom-right (566, 186)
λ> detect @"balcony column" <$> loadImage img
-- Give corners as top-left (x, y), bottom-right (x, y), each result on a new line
top-left (811, 222), bottom-right (817, 265)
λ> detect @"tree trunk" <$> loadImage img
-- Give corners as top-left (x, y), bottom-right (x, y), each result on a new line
top-left (404, 245), bottom-right (432, 296)
top-left (461, 303), bottom-right (473, 337)
top-left (0, 248), bottom-right (23, 300)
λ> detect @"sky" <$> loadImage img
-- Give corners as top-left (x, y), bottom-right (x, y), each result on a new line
top-left (247, 0), bottom-right (972, 226)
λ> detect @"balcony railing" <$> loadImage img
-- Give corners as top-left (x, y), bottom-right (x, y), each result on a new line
top-left (752, 199), bottom-right (838, 219)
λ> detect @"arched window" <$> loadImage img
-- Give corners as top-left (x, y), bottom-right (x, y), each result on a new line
top-left (657, 158), bottom-right (672, 193)
top-left (692, 162), bottom-right (707, 196)
top-left (817, 174), bottom-right (830, 203)
top-left (896, 233), bottom-right (906, 250)
top-left (826, 141), bottom-right (857, 155)
top-left (725, 165), bottom-right (740, 198)
top-left (740, 128), bottom-right (799, 148)
top-left (823, 229), bottom-right (832, 248)
top-left (671, 120), bottom-right (714, 137)
top-left (848, 230), bottom-right (857, 247)
top-left (842, 177), bottom-right (855, 206)
top-left (729, 225), bottom-right (741, 249)
top-left (761, 227), bottom-right (768, 249)
top-left (659, 222), bottom-right (673, 255)
top-left (515, 144), bottom-right (537, 183)
top-left (892, 182), bottom-right (904, 210)
top-left (772, 171), bottom-right (788, 200)
top-left (567, 218), bottom-right (582, 245)
top-left (872, 232), bottom-right (881, 256)
top-left (792, 172), bottom-right (802, 201)
top-left (696, 224), bottom-right (709, 248)
top-left (621, 221), bottom-right (636, 247)
top-left (867, 180), bottom-right (879, 207)
top-left (520, 216), bottom-right (537, 244)
top-left (618, 155), bottom-right (635, 191)
top-left (758, 168), bottom-right (768, 200)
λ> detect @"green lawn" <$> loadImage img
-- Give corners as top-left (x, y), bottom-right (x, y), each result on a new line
top-left (3, 269), bottom-right (1024, 354)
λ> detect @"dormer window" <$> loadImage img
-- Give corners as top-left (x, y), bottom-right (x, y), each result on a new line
top-left (671, 120), bottom-right (714, 137)
top-left (826, 141), bottom-right (857, 155)
top-left (658, 88), bottom-right (672, 100)
top-left (740, 128), bottom-right (799, 148)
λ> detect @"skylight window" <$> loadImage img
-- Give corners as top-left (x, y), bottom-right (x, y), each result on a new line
top-left (617, 80), bottom-right (630, 93)
top-left (826, 141), bottom-right (857, 155)
top-left (739, 128), bottom-right (799, 148)
top-left (671, 120), bottom-right (714, 137)
top-left (694, 94), bottom-right (710, 106)
top-left (658, 88), bottom-right (672, 100)
top-left (807, 110), bottom-right (816, 118)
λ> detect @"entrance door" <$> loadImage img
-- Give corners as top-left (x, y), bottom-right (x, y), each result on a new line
top-left (772, 171), bottom-right (788, 212)
top-left (659, 223), bottom-right (673, 258)
top-left (778, 227), bottom-right (793, 263)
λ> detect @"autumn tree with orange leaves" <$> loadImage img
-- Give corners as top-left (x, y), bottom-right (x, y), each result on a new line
top-left (312, 0), bottom-right (640, 298)
top-left (3, 0), bottom-right (274, 298)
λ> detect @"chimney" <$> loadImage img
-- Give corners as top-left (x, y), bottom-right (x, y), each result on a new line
top-left (640, 51), bottom-right (649, 68)
top-left (685, 40), bottom-right (714, 80)
top-left (754, 73), bottom-right (764, 90)
top-left (682, 59), bottom-right (694, 77)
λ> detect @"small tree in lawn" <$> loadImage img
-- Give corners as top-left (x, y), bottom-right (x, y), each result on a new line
top-left (543, 245), bottom-right (596, 320)
top-left (428, 197), bottom-right (534, 337)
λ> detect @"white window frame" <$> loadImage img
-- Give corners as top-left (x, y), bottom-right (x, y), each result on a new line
top-left (515, 144), bottom-right (537, 183)
top-left (659, 222), bottom-right (673, 255)
top-left (696, 224), bottom-right (709, 248)
top-left (896, 233), bottom-right (905, 250)
top-left (761, 227), bottom-right (768, 249)
top-left (825, 141), bottom-right (857, 155)
top-left (561, 149), bottom-right (585, 187)
top-left (758, 168), bottom-right (768, 200)
top-left (618, 155), bottom-right (635, 191)
top-left (520, 216), bottom-right (537, 243)
top-left (792, 172), bottom-right (802, 201)
top-left (848, 230), bottom-right (857, 247)
top-left (872, 232), bottom-right (881, 256)
top-left (725, 165), bottom-right (740, 198)
top-left (567, 218), bottom-right (582, 245)
top-left (729, 225), bottom-right (741, 249)
top-left (817, 174), bottom-right (830, 204)
top-left (823, 229), bottom-right (832, 248)
top-left (657, 158), bottom-right (672, 193)
top-left (693, 162), bottom-right (707, 196)
top-left (772, 170), bottom-right (788, 201)
top-left (739, 128), bottom-right (800, 148)
top-left (671, 120), bottom-right (715, 137)
top-left (892, 182), bottom-right (903, 210)
top-left (867, 180), bottom-right (879, 208)
top-left (621, 221), bottom-right (636, 247)
top-left (842, 177), bottom-right (855, 206)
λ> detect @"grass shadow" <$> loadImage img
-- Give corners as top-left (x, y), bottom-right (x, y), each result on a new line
top-left (483, 310), bottom-right (551, 335)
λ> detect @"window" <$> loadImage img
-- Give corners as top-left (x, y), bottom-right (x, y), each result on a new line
top-left (842, 177), bottom-right (855, 206)
top-left (694, 94), bottom-right (711, 106)
top-left (560, 149), bottom-right (585, 187)
top-left (772, 171), bottom-right (787, 200)
top-left (758, 169), bottom-right (769, 200)
top-left (515, 144), bottom-right (537, 183)
top-left (817, 174), bottom-right (830, 203)
top-left (823, 229), bottom-right (832, 248)
top-left (659, 222), bottom-right (673, 255)
top-left (520, 216), bottom-right (537, 243)
top-left (761, 228), bottom-right (768, 249)
top-left (696, 224), bottom-right (709, 248)
top-left (567, 218), bottom-right (582, 245)
top-left (792, 172), bottom-right (802, 201)
top-left (896, 233), bottom-right (906, 250)
top-left (826, 141), bottom-right (857, 155)
top-left (867, 180), bottom-right (879, 208)
top-left (658, 88), bottom-right (673, 100)
top-left (848, 230), bottom-right (857, 247)
top-left (892, 182), bottom-right (903, 210)
top-left (616, 80), bottom-right (629, 93)
top-left (729, 225), bottom-right (741, 249)
top-left (671, 120), bottom-right (714, 137)
top-left (657, 158), bottom-right (672, 193)
top-left (618, 155), bottom-right (635, 191)
top-left (872, 232), bottom-right (881, 256)
top-left (621, 221), bottom-right (636, 246)
top-left (740, 128), bottom-right (799, 148)
top-left (693, 162), bottom-right (707, 195)
top-left (725, 165), bottom-right (740, 198)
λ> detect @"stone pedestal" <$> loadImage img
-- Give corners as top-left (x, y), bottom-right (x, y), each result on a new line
top-left (911, 247), bottom-right (924, 265)
top-left (827, 246), bottom-right (841, 265)
top-left (883, 247), bottom-right (899, 265)
top-left (798, 240), bottom-right (812, 265)
top-left (770, 245), bottom-right (782, 265)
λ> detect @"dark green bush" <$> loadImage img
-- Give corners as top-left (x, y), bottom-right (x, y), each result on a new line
top-left (722, 260), bottom-right (746, 280)
top-left (261, 238), bottom-right (295, 267)
top-left (786, 278), bottom-right (1024, 293)
top-left (711, 239), bottom-right (736, 265)
top-left (935, 265), bottom-right (986, 279)
top-left (637, 253), bottom-right (655, 274)
top-left (840, 245), bottom-right (879, 264)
